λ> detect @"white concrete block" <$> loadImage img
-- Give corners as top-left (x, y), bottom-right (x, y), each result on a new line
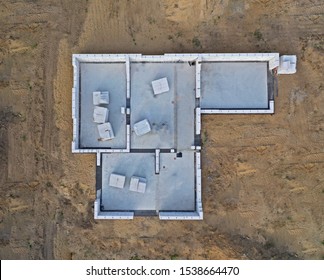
top-left (93, 91), bottom-right (109, 105)
top-left (97, 122), bottom-right (115, 140)
top-left (152, 77), bottom-right (169, 95)
top-left (278, 55), bottom-right (297, 74)
top-left (134, 119), bottom-right (151, 136)
top-left (109, 173), bottom-right (126, 188)
top-left (93, 106), bottom-right (109, 123)
top-left (129, 176), bottom-right (147, 193)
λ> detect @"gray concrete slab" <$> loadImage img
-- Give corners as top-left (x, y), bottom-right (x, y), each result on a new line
top-left (80, 63), bottom-right (127, 148)
top-left (102, 153), bottom-right (157, 211)
top-left (130, 62), bottom-right (195, 149)
top-left (201, 62), bottom-right (268, 109)
top-left (175, 65), bottom-right (196, 150)
top-left (158, 152), bottom-right (195, 211)
top-left (101, 151), bottom-right (195, 211)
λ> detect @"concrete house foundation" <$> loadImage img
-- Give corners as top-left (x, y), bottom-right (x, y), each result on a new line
top-left (72, 53), bottom-right (296, 220)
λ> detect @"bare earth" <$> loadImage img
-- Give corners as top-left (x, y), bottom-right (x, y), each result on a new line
top-left (0, 0), bottom-right (323, 260)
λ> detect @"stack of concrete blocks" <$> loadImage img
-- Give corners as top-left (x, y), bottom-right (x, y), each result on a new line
top-left (152, 77), bottom-right (169, 95)
top-left (92, 91), bottom-right (115, 141)
top-left (93, 91), bottom-right (109, 105)
top-left (93, 106), bottom-right (108, 123)
top-left (278, 55), bottom-right (297, 74)
top-left (109, 173), bottom-right (126, 189)
top-left (129, 176), bottom-right (147, 193)
top-left (97, 123), bottom-right (115, 141)
top-left (134, 119), bottom-right (151, 136)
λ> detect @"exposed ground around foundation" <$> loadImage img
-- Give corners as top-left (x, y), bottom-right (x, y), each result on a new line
top-left (0, 0), bottom-right (323, 260)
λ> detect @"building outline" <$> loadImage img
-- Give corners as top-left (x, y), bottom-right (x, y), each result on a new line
top-left (72, 53), bottom-right (296, 220)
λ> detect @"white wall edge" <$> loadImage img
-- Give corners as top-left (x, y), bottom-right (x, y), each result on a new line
top-left (201, 101), bottom-right (274, 115)
top-left (195, 108), bottom-right (201, 135)
top-left (195, 57), bottom-right (201, 98)
top-left (126, 124), bottom-right (130, 151)
top-left (126, 55), bottom-right (131, 98)
top-left (96, 152), bottom-right (101, 166)
top-left (159, 212), bottom-right (203, 220)
top-left (73, 53), bottom-right (279, 63)
top-left (95, 212), bottom-right (134, 220)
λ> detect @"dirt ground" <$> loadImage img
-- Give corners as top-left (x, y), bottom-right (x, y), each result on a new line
top-left (0, 0), bottom-right (323, 260)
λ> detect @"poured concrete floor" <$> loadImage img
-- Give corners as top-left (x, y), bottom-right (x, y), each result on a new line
top-left (101, 152), bottom-right (195, 211)
top-left (157, 152), bottom-right (195, 211)
top-left (80, 63), bottom-right (127, 148)
top-left (130, 62), bottom-right (195, 149)
top-left (83, 61), bottom-right (270, 214)
top-left (102, 153), bottom-right (156, 211)
top-left (200, 62), bottom-right (268, 109)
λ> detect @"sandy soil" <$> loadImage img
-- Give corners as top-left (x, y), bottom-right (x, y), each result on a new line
top-left (0, 0), bottom-right (323, 260)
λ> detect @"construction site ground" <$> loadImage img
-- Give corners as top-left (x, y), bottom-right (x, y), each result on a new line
top-left (0, 0), bottom-right (323, 259)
